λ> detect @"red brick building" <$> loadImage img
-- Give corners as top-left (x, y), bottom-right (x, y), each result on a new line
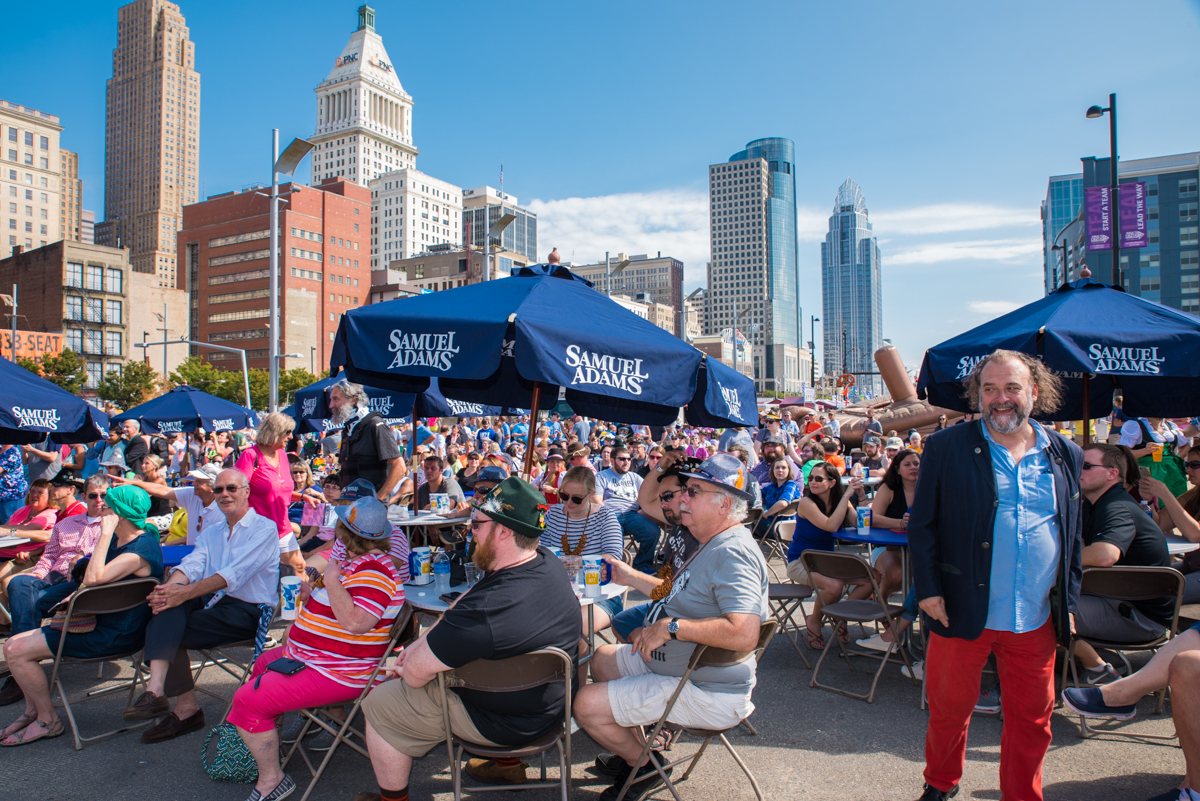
top-left (178, 178), bottom-right (370, 373)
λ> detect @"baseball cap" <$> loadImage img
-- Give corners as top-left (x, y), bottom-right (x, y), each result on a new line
top-left (679, 453), bottom-right (755, 502)
top-left (885, 437), bottom-right (904, 450)
top-left (763, 434), bottom-right (786, 445)
top-left (186, 464), bottom-right (221, 483)
top-left (340, 478), bottom-right (377, 501)
top-left (333, 496), bottom-right (393, 540)
top-left (477, 465), bottom-right (509, 483)
top-left (864, 436), bottom-right (881, 447)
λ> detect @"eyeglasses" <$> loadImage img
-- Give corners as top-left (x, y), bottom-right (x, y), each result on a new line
top-left (1186, 461), bottom-right (1200, 471)
top-left (563, 493), bottom-right (587, 505)
top-left (684, 485), bottom-right (722, 498)
top-left (469, 518), bottom-right (495, 532)
top-left (614, 456), bottom-right (631, 462)
top-left (1081, 462), bottom-right (1109, 472)
top-left (658, 490), bottom-right (681, 503)
top-left (86, 492), bottom-right (106, 500)
top-left (291, 471), bottom-right (306, 476)
top-left (212, 484), bottom-right (245, 494)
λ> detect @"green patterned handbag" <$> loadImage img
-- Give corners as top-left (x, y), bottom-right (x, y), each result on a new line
top-left (201, 721), bottom-right (258, 783)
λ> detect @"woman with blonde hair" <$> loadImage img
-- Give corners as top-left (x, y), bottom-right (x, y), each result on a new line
top-left (236, 413), bottom-right (309, 575)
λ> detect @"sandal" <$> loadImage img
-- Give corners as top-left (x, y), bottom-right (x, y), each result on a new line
top-left (1, 711), bottom-right (36, 739)
top-left (835, 623), bottom-right (850, 644)
top-left (804, 625), bottom-right (825, 651)
top-left (1, 716), bottom-right (64, 746)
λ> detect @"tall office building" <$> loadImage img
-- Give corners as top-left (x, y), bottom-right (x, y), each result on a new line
top-left (820, 179), bottom-right (883, 396)
top-left (1042, 152), bottom-right (1199, 313)
top-left (96, 0), bottom-right (200, 287)
top-left (703, 137), bottom-right (802, 395)
top-left (370, 169), bottom-right (461, 267)
top-left (461, 186), bottom-right (538, 267)
top-left (60, 149), bottom-right (82, 242)
top-left (311, 6), bottom-right (416, 187)
top-left (0, 99), bottom-right (63, 260)
top-left (569, 254), bottom-right (684, 337)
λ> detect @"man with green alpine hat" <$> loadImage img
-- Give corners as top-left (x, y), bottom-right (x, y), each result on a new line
top-left (357, 477), bottom-right (582, 799)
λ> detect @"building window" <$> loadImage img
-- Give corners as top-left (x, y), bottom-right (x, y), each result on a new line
top-left (84, 330), bottom-right (102, 355)
top-left (1183, 227), bottom-right (1200, 246)
top-left (66, 262), bottom-right (83, 287)
top-left (105, 331), bottom-right (122, 356)
top-left (1183, 251), bottom-right (1199, 269)
top-left (208, 308), bottom-right (269, 324)
top-left (106, 299), bottom-right (122, 324)
top-left (1181, 179), bottom-right (1199, 198)
top-left (85, 362), bottom-right (102, 389)
top-left (65, 328), bottom-right (82, 352)
top-left (106, 268), bottom-right (123, 293)
top-left (209, 268), bottom-right (269, 285)
top-left (86, 264), bottom-right (104, 290)
top-left (1140, 276), bottom-right (1160, 292)
top-left (1182, 202), bottom-right (1199, 222)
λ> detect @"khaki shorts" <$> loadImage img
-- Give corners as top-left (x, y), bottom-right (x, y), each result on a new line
top-left (363, 678), bottom-right (500, 758)
top-left (785, 558), bottom-right (811, 586)
top-left (606, 644), bottom-right (753, 732)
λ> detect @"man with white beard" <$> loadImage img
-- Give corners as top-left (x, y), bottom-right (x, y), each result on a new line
top-left (328, 381), bottom-right (405, 501)
top-left (907, 350), bottom-right (1084, 801)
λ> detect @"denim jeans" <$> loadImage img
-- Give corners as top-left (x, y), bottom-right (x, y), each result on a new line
top-left (8, 572), bottom-right (74, 635)
top-left (0, 498), bottom-right (23, 526)
top-left (616, 508), bottom-right (662, 574)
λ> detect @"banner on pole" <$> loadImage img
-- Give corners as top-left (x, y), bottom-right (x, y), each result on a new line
top-left (1085, 186), bottom-right (1113, 251)
top-left (1118, 181), bottom-right (1147, 249)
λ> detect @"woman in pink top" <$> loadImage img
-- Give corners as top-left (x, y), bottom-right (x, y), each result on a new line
top-left (236, 413), bottom-right (308, 576)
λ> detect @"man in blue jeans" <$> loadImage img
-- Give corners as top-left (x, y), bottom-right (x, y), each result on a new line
top-left (595, 447), bottom-right (659, 573)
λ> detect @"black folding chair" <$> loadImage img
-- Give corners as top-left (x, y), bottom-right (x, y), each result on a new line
top-left (1061, 566), bottom-right (1184, 741)
top-left (44, 577), bottom-right (160, 750)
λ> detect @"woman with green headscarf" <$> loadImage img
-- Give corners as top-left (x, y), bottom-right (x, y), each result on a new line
top-left (1, 485), bottom-right (164, 746)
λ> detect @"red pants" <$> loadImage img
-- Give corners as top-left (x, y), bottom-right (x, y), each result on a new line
top-left (924, 620), bottom-right (1057, 801)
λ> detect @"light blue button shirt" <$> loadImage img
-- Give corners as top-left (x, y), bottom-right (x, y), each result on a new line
top-left (981, 421), bottom-right (1060, 633)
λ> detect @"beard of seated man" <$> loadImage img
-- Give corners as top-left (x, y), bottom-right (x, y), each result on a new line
top-left (471, 531), bottom-right (498, 572)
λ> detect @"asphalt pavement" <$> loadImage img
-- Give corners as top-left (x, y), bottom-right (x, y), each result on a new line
top-left (0, 576), bottom-right (1187, 801)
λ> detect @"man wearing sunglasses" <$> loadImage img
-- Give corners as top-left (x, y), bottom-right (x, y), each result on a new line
top-left (0, 473), bottom-right (112, 706)
top-left (112, 463), bottom-right (223, 547)
top-left (125, 469), bottom-right (279, 743)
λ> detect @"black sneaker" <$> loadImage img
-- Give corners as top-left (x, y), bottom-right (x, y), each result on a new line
top-left (598, 751), bottom-right (671, 801)
top-left (1061, 686), bottom-right (1137, 720)
top-left (0, 676), bottom-right (23, 706)
top-left (917, 783), bottom-right (959, 801)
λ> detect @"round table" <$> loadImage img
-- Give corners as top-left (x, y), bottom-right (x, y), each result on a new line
top-left (834, 527), bottom-right (910, 596)
top-left (839, 476), bottom-right (882, 486)
top-left (391, 510), bottom-right (470, 546)
top-left (1165, 532), bottom-right (1200, 556)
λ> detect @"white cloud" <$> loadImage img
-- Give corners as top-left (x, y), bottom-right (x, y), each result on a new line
top-left (968, 300), bottom-right (1022, 315)
top-left (872, 204), bottom-right (1039, 236)
top-left (887, 238), bottom-right (1043, 266)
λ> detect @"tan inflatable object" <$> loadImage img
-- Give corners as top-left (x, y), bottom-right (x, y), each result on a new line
top-left (831, 345), bottom-right (964, 447)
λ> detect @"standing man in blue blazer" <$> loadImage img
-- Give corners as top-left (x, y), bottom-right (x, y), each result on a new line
top-left (908, 350), bottom-right (1083, 801)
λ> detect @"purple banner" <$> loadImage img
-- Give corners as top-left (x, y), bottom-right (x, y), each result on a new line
top-left (1119, 181), bottom-right (1147, 249)
top-left (1086, 186), bottom-right (1112, 251)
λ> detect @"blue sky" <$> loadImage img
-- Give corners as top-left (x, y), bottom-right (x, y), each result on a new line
top-left (4, 0), bottom-right (1199, 369)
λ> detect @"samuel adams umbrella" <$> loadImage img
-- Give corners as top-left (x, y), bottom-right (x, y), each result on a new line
top-left (685, 354), bottom-right (759, 429)
top-left (917, 276), bottom-right (1200, 423)
top-left (0, 359), bottom-right (109, 444)
top-left (112, 385), bottom-right (257, 434)
top-left (292, 371), bottom-right (414, 425)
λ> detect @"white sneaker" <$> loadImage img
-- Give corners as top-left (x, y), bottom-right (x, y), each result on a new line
top-left (856, 633), bottom-right (895, 653)
top-left (902, 661), bottom-right (924, 681)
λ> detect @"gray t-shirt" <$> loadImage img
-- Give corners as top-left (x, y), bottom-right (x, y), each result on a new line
top-left (718, 428), bottom-right (756, 460)
top-left (644, 525), bottom-right (768, 694)
top-left (417, 476), bottom-right (466, 510)
top-left (594, 468), bottom-right (643, 515)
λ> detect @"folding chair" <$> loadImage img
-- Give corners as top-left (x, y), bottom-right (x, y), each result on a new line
top-left (1060, 566), bottom-right (1184, 741)
top-left (191, 607), bottom-right (278, 720)
top-left (800, 550), bottom-right (916, 703)
top-left (613, 620), bottom-right (779, 801)
top-left (438, 647), bottom-right (574, 800)
top-left (282, 602), bottom-right (419, 801)
top-left (44, 577), bottom-right (160, 750)
top-left (741, 507), bottom-right (763, 533)
top-left (759, 500), bottom-right (799, 562)
top-left (765, 521), bottom-right (812, 669)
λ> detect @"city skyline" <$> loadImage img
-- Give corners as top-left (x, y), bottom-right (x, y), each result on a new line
top-left (3, 0), bottom-right (1199, 368)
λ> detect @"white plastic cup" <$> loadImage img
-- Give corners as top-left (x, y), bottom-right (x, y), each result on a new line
top-left (856, 507), bottom-right (872, 536)
top-left (581, 555), bottom-right (603, 598)
top-left (280, 576), bottom-right (302, 620)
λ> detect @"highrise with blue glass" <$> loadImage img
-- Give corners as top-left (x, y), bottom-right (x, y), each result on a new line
top-left (703, 137), bottom-right (803, 395)
top-left (821, 179), bottom-right (883, 396)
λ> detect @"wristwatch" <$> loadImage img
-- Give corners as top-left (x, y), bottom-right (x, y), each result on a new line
top-left (667, 618), bottom-right (680, 640)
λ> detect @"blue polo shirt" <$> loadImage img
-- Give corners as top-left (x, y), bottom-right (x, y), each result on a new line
top-left (981, 420), bottom-right (1060, 634)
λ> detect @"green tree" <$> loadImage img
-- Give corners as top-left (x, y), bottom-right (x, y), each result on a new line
top-left (15, 356), bottom-right (41, 375)
top-left (96, 361), bottom-right (160, 411)
top-left (169, 356), bottom-right (243, 403)
top-left (34, 349), bottom-right (88, 395)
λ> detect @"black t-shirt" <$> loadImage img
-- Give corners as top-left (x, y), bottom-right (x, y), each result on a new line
top-left (661, 523), bottom-right (699, 574)
top-left (1083, 484), bottom-right (1173, 625)
top-left (426, 548), bottom-right (582, 745)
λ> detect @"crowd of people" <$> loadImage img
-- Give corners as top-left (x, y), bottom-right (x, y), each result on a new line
top-left (0, 362), bottom-right (1197, 801)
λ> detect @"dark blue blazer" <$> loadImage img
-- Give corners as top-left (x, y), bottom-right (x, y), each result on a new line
top-left (908, 420), bottom-right (1083, 645)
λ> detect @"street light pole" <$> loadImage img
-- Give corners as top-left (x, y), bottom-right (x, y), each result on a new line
top-left (137, 338), bottom-right (251, 409)
top-left (310, 345), bottom-right (315, 375)
top-left (1087, 93), bottom-right (1119, 284)
top-left (268, 129), bottom-right (281, 414)
top-left (810, 315), bottom-right (819, 387)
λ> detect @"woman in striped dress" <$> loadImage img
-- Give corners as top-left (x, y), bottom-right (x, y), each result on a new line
top-left (540, 466), bottom-right (626, 635)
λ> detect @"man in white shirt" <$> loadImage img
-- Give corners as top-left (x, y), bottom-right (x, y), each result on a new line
top-left (123, 469), bottom-right (279, 744)
top-left (596, 448), bottom-right (660, 574)
top-left (114, 463), bottom-right (222, 545)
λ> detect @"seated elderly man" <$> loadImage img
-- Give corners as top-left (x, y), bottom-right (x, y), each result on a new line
top-left (1072, 443), bottom-right (1173, 683)
top-left (122, 468), bottom-right (280, 744)
top-left (575, 453), bottom-right (769, 800)
top-left (0, 474), bottom-right (112, 706)
top-left (355, 477), bottom-right (581, 800)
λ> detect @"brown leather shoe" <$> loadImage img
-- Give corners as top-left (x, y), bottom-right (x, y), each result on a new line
top-left (465, 758), bottom-right (529, 784)
top-left (123, 690), bottom-right (169, 721)
top-left (140, 708), bottom-right (205, 743)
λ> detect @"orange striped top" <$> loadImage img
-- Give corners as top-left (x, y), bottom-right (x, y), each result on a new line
top-left (285, 552), bottom-right (404, 687)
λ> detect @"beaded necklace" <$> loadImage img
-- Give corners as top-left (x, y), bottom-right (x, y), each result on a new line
top-left (560, 502), bottom-right (593, 556)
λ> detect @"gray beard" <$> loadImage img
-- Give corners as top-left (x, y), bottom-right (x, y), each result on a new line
top-left (331, 403), bottom-right (367, 425)
top-left (982, 397), bottom-right (1032, 435)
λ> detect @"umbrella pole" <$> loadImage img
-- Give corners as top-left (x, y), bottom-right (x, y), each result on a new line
top-left (522, 382), bottom-right (542, 480)
top-left (1082, 375), bottom-right (1091, 446)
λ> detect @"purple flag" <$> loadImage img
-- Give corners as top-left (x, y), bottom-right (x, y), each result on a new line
top-left (1086, 186), bottom-right (1112, 251)
top-left (1119, 182), bottom-right (1147, 249)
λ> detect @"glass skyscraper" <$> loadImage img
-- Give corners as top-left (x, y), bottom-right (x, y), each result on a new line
top-left (821, 179), bottom-right (883, 395)
top-left (704, 137), bottom-right (802, 394)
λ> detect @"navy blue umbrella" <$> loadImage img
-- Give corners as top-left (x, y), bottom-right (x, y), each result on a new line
top-left (112, 385), bottom-right (257, 434)
top-left (330, 263), bottom-right (709, 426)
top-left (0, 359), bottom-right (109, 444)
top-left (916, 277), bottom-right (1200, 420)
top-left (292, 371), bottom-right (414, 424)
top-left (685, 355), bottom-right (759, 428)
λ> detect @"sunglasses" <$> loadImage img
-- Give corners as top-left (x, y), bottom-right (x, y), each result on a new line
top-left (469, 518), bottom-right (495, 532)
top-left (648, 454), bottom-right (662, 460)
top-left (563, 493), bottom-right (588, 505)
top-left (658, 490), bottom-right (681, 503)
top-left (684, 485), bottom-right (722, 498)
top-left (614, 456), bottom-right (631, 462)
top-left (212, 484), bottom-right (245, 494)
top-left (1186, 461), bottom-right (1200, 471)
top-left (87, 492), bottom-right (106, 500)
top-left (1081, 462), bottom-right (1108, 471)
top-left (807, 475), bottom-right (832, 484)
